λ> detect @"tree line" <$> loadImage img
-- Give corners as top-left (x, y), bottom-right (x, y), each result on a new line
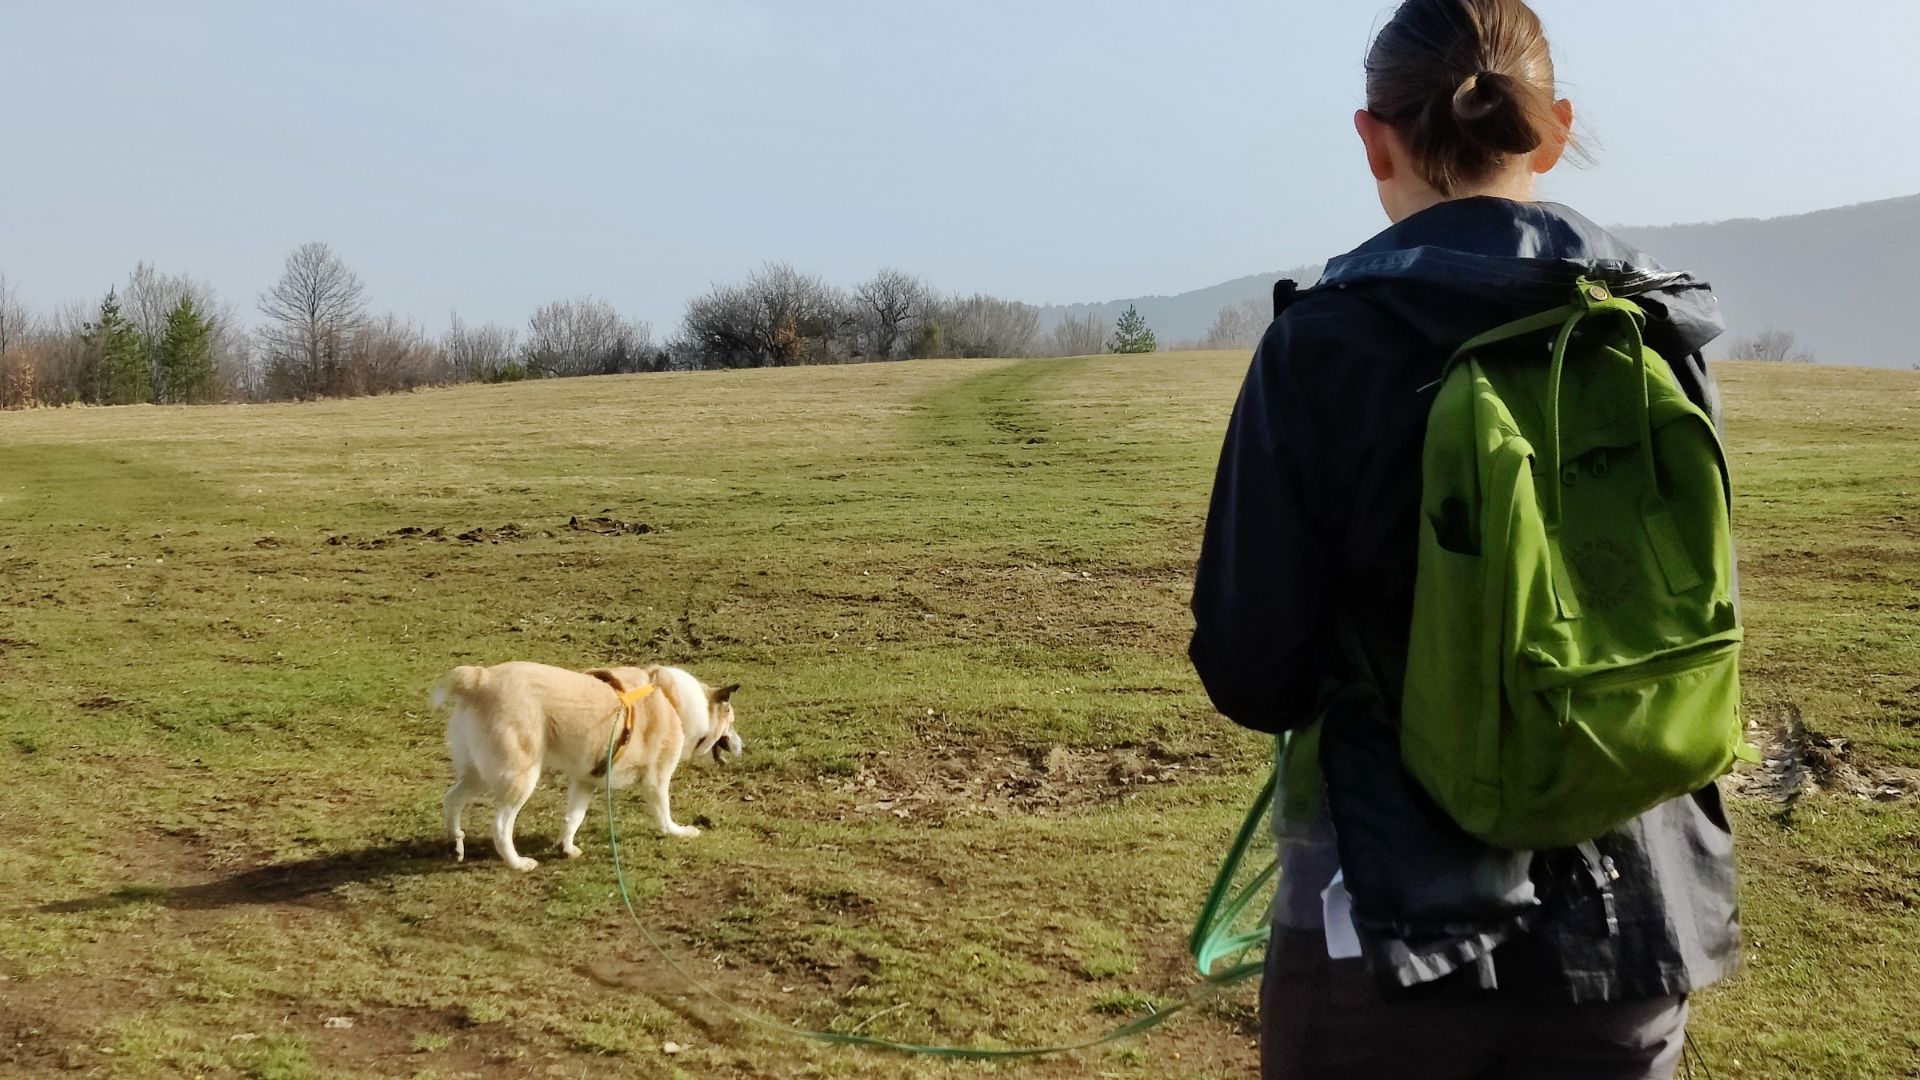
top-left (5, 242), bottom-right (1818, 411)
top-left (0, 244), bottom-right (1168, 409)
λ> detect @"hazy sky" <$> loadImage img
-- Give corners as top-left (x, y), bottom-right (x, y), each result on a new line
top-left (4, 1), bottom-right (1916, 336)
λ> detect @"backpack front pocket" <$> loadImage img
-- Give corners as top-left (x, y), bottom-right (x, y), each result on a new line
top-left (1495, 631), bottom-right (1743, 849)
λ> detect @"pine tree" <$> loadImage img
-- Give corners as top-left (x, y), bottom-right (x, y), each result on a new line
top-left (155, 296), bottom-right (215, 403)
top-left (1108, 304), bottom-right (1157, 354)
top-left (81, 289), bottom-right (149, 405)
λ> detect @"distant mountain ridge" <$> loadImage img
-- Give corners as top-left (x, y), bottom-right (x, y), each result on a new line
top-left (1038, 193), bottom-right (1920, 368)
top-left (1035, 265), bottom-right (1321, 351)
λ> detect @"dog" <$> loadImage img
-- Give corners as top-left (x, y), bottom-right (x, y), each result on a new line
top-left (431, 662), bottom-right (742, 871)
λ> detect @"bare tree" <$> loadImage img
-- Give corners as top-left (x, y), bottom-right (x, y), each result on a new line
top-left (0, 274), bottom-right (34, 407)
top-left (444, 313), bottom-right (521, 381)
top-left (929, 293), bottom-right (1040, 358)
top-left (13, 302), bottom-right (90, 406)
top-left (343, 314), bottom-right (449, 395)
top-left (258, 242), bottom-right (367, 399)
top-left (0, 274), bottom-right (29, 356)
top-left (522, 296), bottom-right (654, 377)
top-left (1202, 297), bottom-right (1271, 351)
top-left (209, 314), bottom-right (256, 402)
top-left (1726, 328), bottom-right (1815, 364)
top-left (678, 284), bottom-right (756, 368)
top-left (851, 268), bottom-right (927, 362)
top-left (680, 262), bottom-right (850, 369)
top-left (1041, 311), bottom-right (1110, 357)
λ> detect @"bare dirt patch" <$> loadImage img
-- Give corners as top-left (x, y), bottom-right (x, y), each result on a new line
top-left (320, 514), bottom-right (653, 549)
top-left (0, 975), bottom-right (118, 1075)
top-left (326, 522), bottom-right (551, 548)
top-left (1730, 703), bottom-right (1918, 806)
top-left (306, 1004), bottom-right (527, 1077)
top-left (819, 741), bottom-right (1222, 822)
top-left (566, 514), bottom-right (653, 537)
top-left (583, 952), bottom-right (774, 1009)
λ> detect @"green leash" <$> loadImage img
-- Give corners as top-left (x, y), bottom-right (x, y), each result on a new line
top-left (1188, 766), bottom-right (1280, 983)
top-left (601, 736), bottom-right (1279, 1059)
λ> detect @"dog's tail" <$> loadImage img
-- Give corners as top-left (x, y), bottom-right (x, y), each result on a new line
top-left (431, 665), bottom-right (489, 711)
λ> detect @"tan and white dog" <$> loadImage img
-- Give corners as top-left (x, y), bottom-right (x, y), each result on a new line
top-left (431, 662), bottom-right (742, 871)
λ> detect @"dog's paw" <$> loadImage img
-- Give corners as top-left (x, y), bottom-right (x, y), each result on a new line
top-left (562, 843), bottom-right (584, 859)
top-left (667, 824), bottom-right (702, 839)
top-left (508, 856), bottom-right (540, 872)
top-left (452, 835), bottom-right (465, 862)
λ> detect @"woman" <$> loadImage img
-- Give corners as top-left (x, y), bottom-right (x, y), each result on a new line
top-left (1189, 2), bottom-right (1740, 1078)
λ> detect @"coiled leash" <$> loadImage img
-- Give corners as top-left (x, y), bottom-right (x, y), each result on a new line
top-left (600, 731), bottom-right (1281, 1059)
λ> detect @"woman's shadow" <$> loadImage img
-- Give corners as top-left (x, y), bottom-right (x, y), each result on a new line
top-left (39, 838), bottom-right (470, 914)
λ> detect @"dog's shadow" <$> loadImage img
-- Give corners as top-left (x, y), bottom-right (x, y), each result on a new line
top-left (39, 838), bottom-right (469, 915)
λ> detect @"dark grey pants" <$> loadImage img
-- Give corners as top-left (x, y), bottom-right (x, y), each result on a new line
top-left (1261, 929), bottom-right (1689, 1080)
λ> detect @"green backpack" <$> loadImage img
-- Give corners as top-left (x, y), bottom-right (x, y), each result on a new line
top-left (1401, 278), bottom-right (1754, 851)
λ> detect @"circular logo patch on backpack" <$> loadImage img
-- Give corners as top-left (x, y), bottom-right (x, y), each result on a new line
top-left (1568, 538), bottom-right (1635, 610)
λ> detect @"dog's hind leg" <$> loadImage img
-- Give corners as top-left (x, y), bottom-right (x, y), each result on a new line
top-left (558, 778), bottom-right (596, 859)
top-left (490, 766), bottom-right (542, 871)
top-left (443, 771), bottom-right (480, 862)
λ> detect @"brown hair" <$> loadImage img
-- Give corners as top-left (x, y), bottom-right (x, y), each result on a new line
top-left (1365, 0), bottom-right (1571, 194)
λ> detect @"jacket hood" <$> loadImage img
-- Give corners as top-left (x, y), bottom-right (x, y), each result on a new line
top-left (1312, 198), bottom-right (1725, 359)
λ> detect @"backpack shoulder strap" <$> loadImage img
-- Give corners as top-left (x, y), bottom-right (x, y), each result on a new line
top-left (1272, 278), bottom-right (1299, 319)
top-left (1449, 300), bottom-right (1583, 363)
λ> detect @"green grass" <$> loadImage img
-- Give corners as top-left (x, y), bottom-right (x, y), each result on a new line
top-left (0, 355), bottom-right (1915, 1078)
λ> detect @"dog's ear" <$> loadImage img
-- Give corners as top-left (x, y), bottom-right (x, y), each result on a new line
top-left (585, 668), bottom-right (628, 692)
top-left (711, 682), bottom-right (741, 704)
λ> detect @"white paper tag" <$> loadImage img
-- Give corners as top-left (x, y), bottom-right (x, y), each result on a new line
top-left (1320, 870), bottom-right (1363, 960)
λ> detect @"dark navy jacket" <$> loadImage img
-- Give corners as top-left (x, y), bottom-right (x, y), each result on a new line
top-left (1190, 198), bottom-right (1741, 1000)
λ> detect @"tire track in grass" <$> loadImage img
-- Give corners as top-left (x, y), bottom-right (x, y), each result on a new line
top-left (913, 356), bottom-right (1094, 467)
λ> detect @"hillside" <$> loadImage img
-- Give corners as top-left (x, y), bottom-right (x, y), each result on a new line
top-left (1617, 194), bottom-right (1920, 367)
top-left (1043, 194), bottom-right (1920, 367)
top-left (1036, 265), bottom-right (1322, 349)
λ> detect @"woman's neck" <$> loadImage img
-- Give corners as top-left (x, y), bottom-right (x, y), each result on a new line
top-left (1388, 170), bottom-right (1537, 223)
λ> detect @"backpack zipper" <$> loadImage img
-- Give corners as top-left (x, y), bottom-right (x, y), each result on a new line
top-left (1526, 635), bottom-right (1740, 696)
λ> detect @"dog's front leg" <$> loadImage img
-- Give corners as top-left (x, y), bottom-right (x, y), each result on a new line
top-left (558, 778), bottom-right (596, 858)
top-left (644, 765), bottom-right (700, 839)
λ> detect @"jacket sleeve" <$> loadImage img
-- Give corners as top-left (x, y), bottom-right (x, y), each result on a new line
top-left (1188, 320), bottom-right (1329, 733)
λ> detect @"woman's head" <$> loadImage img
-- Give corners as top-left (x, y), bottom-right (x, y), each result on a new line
top-left (1355, 0), bottom-right (1576, 221)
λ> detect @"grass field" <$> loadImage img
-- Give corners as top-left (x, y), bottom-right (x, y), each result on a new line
top-left (0, 353), bottom-right (1915, 1079)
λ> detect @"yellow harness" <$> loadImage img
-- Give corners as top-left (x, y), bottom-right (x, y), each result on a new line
top-left (590, 683), bottom-right (657, 777)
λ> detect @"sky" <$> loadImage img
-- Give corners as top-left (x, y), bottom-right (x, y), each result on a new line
top-left (3, 1), bottom-right (1917, 336)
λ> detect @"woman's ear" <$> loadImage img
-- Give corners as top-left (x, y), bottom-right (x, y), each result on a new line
top-left (1532, 98), bottom-right (1576, 174)
top-left (1355, 109), bottom-right (1398, 183)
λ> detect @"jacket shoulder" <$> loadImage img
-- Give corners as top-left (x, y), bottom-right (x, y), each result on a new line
top-left (1254, 285), bottom-right (1400, 376)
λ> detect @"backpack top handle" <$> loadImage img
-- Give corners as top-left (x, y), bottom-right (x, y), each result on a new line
top-left (1448, 278), bottom-right (1703, 606)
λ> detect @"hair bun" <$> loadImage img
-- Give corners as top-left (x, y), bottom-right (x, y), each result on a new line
top-left (1365, 0), bottom-right (1570, 194)
top-left (1450, 70), bottom-right (1543, 156)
